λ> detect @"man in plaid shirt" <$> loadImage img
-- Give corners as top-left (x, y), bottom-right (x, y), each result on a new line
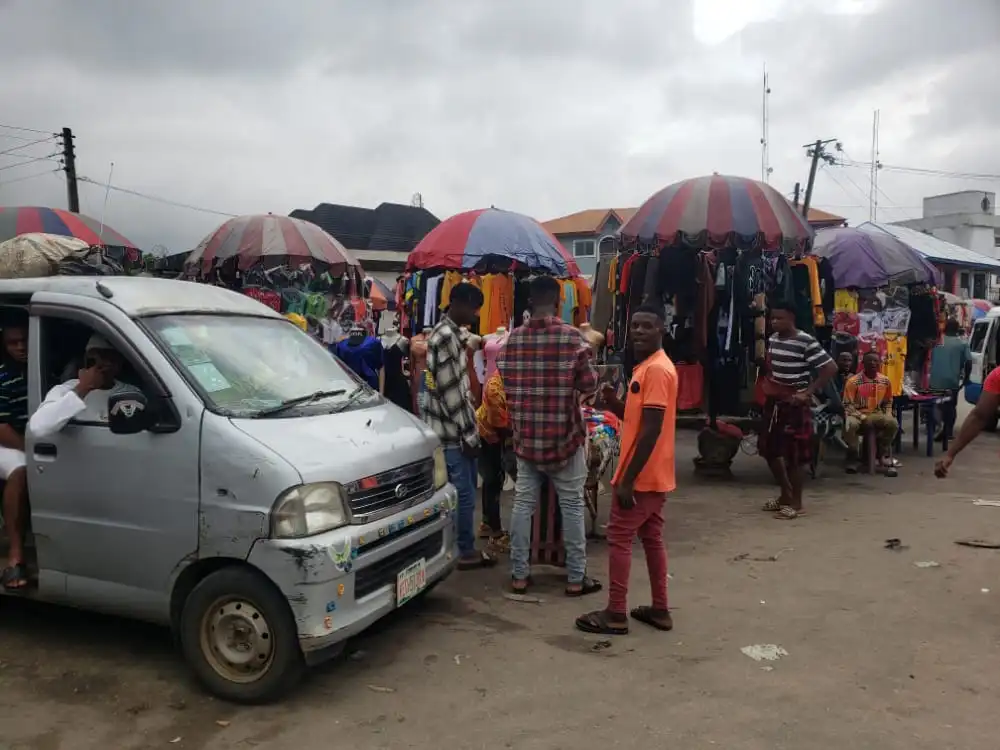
top-left (423, 282), bottom-right (497, 569)
top-left (498, 276), bottom-right (601, 596)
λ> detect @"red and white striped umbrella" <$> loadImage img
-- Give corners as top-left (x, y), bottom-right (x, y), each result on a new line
top-left (187, 214), bottom-right (361, 273)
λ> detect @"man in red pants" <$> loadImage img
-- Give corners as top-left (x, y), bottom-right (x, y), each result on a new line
top-left (575, 304), bottom-right (677, 635)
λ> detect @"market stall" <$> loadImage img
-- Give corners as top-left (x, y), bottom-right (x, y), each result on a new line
top-left (812, 225), bottom-right (946, 456)
top-left (610, 174), bottom-right (816, 476)
top-left (404, 207), bottom-right (618, 555)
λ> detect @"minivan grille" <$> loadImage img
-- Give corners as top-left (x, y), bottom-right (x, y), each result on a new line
top-left (354, 530), bottom-right (444, 600)
top-left (345, 458), bottom-right (434, 523)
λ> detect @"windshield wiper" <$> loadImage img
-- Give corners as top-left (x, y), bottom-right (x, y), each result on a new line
top-left (255, 389), bottom-right (347, 418)
top-left (330, 384), bottom-right (373, 414)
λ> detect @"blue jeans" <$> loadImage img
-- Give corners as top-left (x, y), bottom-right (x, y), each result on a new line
top-left (509, 446), bottom-right (588, 584)
top-left (444, 445), bottom-right (477, 558)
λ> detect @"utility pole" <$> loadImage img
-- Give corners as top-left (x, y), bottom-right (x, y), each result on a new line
top-left (792, 182), bottom-right (801, 210)
top-left (60, 127), bottom-right (80, 213)
top-left (800, 138), bottom-right (840, 218)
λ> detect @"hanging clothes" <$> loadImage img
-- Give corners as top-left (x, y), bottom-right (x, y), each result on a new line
top-left (573, 277), bottom-right (592, 326)
top-left (423, 275), bottom-right (441, 328)
top-left (483, 331), bottom-right (508, 382)
top-left (591, 260), bottom-right (614, 336)
top-left (381, 339), bottom-right (411, 412)
top-left (439, 271), bottom-right (462, 312)
top-left (478, 275), bottom-right (494, 335)
top-left (883, 332), bottom-right (907, 396)
top-left (834, 289), bottom-right (859, 313)
top-left (559, 279), bottom-right (578, 324)
top-left (242, 287), bottom-right (281, 312)
top-left (789, 256), bottom-right (826, 327)
top-left (694, 252), bottom-right (717, 357)
top-left (335, 336), bottom-right (383, 390)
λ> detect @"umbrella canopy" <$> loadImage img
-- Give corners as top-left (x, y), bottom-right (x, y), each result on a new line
top-left (620, 174), bottom-right (813, 253)
top-left (970, 299), bottom-right (992, 318)
top-left (812, 226), bottom-right (940, 288)
top-left (0, 205), bottom-right (138, 249)
top-left (188, 214), bottom-right (361, 274)
top-left (365, 275), bottom-right (395, 312)
top-left (406, 208), bottom-right (580, 277)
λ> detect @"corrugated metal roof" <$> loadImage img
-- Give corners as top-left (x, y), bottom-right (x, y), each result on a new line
top-left (860, 221), bottom-right (1000, 272)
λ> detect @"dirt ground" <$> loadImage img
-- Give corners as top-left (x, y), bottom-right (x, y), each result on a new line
top-left (2, 418), bottom-right (1000, 750)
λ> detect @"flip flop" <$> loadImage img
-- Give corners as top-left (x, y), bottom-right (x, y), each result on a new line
top-left (575, 610), bottom-right (629, 635)
top-left (629, 605), bottom-right (674, 632)
top-left (2, 563), bottom-right (28, 590)
top-left (457, 550), bottom-right (498, 570)
top-left (565, 576), bottom-right (603, 598)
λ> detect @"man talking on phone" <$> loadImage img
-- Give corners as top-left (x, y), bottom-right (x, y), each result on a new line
top-left (575, 304), bottom-right (678, 636)
top-left (29, 335), bottom-right (128, 437)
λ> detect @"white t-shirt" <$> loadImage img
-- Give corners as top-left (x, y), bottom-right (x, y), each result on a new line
top-left (28, 380), bottom-right (125, 438)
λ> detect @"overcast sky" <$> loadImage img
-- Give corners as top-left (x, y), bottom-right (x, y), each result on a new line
top-left (1, 0), bottom-right (998, 254)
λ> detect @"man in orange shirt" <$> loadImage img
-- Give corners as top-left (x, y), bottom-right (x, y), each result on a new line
top-left (576, 304), bottom-right (677, 635)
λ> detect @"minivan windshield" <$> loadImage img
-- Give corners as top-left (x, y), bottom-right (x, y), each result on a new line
top-left (145, 314), bottom-right (372, 417)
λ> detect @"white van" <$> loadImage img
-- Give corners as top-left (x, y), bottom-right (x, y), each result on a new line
top-left (964, 307), bottom-right (1000, 429)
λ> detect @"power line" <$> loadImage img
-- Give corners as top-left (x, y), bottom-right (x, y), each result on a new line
top-left (0, 154), bottom-right (60, 173)
top-left (78, 176), bottom-right (239, 218)
top-left (0, 167), bottom-right (62, 187)
top-left (0, 136), bottom-right (57, 157)
top-left (0, 123), bottom-right (57, 136)
top-left (840, 159), bottom-right (1000, 182)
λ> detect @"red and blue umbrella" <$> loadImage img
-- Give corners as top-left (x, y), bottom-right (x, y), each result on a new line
top-left (621, 174), bottom-right (813, 253)
top-left (406, 208), bottom-right (581, 277)
top-left (0, 205), bottom-right (138, 249)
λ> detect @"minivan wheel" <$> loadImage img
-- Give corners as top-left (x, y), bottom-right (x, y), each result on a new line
top-left (179, 566), bottom-right (304, 704)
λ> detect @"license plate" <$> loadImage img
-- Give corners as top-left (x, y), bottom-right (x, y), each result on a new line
top-left (395, 558), bottom-right (427, 606)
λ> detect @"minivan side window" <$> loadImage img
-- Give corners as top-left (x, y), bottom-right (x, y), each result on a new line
top-left (970, 321), bottom-right (989, 354)
top-left (38, 317), bottom-right (148, 427)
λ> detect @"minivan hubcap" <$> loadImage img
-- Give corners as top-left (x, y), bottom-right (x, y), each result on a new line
top-left (201, 597), bottom-right (274, 683)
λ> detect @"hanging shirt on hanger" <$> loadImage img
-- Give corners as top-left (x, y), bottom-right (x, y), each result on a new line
top-left (336, 336), bottom-right (383, 390)
top-left (423, 275), bottom-right (441, 328)
top-left (883, 332), bottom-right (907, 396)
top-left (834, 289), bottom-right (859, 313)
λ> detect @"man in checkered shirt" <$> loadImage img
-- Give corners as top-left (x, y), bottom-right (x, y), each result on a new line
top-left (498, 276), bottom-right (601, 597)
top-left (423, 282), bottom-right (497, 570)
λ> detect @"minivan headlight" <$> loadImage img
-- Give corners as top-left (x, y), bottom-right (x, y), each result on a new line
top-left (270, 483), bottom-right (349, 539)
top-left (433, 446), bottom-right (448, 490)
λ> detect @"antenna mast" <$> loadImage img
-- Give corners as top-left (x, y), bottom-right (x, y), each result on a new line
top-left (869, 109), bottom-right (880, 222)
top-left (760, 65), bottom-right (772, 184)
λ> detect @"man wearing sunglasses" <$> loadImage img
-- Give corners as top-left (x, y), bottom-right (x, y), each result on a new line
top-left (29, 334), bottom-right (127, 436)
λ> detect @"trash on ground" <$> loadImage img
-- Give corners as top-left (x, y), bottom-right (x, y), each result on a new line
top-left (913, 561), bottom-right (941, 568)
top-left (741, 644), bottom-right (788, 662)
top-left (215, 720), bottom-right (230, 728)
top-left (453, 654), bottom-right (464, 665)
top-left (367, 684), bottom-right (396, 693)
top-left (760, 666), bottom-right (774, 672)
top-left (169, 739), bottom-right (181, 745)
top-left (884, 538), bottom-right (908, 551)
top-left (955, 538), bottom-right (1000, 549)
top-left (982, 588), bottom-right (990, 594)
top-left (502, 592), bottom-right (544, 604)
top-left (732, 547), bottom-right (794, 562)
top-left (590, 639), bottom-right (612, 652)
top-left (973, 499), bottom-right (1000, 507)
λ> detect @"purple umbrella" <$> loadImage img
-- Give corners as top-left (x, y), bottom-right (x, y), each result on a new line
top-left (812, 226), bottom-right (940, 288)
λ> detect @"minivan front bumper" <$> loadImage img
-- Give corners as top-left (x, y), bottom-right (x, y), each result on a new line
top-left (246, 484), bottom-right (458, 662)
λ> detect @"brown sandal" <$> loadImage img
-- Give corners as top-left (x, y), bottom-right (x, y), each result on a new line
top-left (575, 610), bottom-right (628, 635)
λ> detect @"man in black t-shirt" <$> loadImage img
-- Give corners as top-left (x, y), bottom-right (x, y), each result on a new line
top-left (0, 322), bottom-right (30, 590)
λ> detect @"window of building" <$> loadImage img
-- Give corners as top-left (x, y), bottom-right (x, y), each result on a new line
top-left (572, 239), bottom-right (596, 258)
top-left (960, 271), bottom-right (971, 294)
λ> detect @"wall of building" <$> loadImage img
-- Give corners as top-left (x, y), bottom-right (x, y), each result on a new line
top-left (555, 215), bottom-right (622, 277)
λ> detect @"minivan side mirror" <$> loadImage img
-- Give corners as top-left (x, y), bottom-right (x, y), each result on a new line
top-left (108, 388), bottom-right (151, 435)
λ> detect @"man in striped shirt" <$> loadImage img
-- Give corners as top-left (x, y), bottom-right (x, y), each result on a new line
top-left (758, 302), bottom-right (836, 520)
top-left (0, 320), bottom-right (30, 589)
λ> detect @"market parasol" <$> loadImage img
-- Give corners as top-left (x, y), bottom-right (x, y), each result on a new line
top-left (0, 206), bottom-right (138, 249)
top-left (187, 214), bottom-right (361, 274)
top-left (969, 298), bottom-right (993, 319)
top-left (620, 174), bottom-right (813, 253)
top-left (812, 226), bottom-right (940, 288)
top-left (406, 208), bottom-right (580, 277)
top-left (365, 275), bottom-right (395, 312)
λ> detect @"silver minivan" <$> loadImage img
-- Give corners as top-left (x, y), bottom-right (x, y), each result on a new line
top-left (0, 276), bottom-right (457, 703)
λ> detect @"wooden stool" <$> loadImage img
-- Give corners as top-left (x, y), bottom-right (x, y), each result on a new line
top-left (530, 478), bottom-right (565, 567)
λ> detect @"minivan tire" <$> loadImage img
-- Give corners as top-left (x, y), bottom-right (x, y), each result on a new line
top-left (179, 566), bottom-right (304, 704)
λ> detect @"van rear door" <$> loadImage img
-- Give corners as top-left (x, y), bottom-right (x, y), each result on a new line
top-left (966, 318), bottom-right (993, 404)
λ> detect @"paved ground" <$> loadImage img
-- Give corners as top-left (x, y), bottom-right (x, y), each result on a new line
top-left (2, 412), bottom-right (999, 750)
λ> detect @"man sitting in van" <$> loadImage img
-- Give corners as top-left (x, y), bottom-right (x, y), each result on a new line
top-left (0, 321), bottom-right (30, 590)
top-left (29, 335), bottom-right (127, 437)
